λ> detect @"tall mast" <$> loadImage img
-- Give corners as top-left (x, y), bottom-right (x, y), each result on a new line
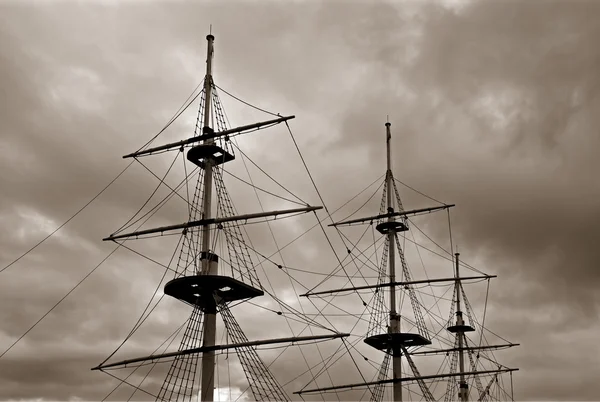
top-left (200, 33), bottom-right (217, 402)
top-left (454, 252), bottom-right (468, 402)
top-left (386, 122), bottom-right (402, 402)
top-left (201, 33), bottom-right (215, 272)
top-left (95, 32), bottom-right (351, 402)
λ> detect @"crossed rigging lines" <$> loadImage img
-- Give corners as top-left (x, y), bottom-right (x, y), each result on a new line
top-left (0, 80), bottom-right (508, 401)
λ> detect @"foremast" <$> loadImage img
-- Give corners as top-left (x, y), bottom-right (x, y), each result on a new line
top-left (93, 34), bottom-right (349, 402)
top-left (199, 33), bottom-right (217, 402)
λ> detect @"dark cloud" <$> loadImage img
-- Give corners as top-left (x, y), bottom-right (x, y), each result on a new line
top-left (1, 1), bottom-right (598, 401)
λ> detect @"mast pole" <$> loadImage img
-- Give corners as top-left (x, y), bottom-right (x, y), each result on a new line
top-left (455, 252), bottom-right (468, 402)
top-left (386, 122), bottom-right (402, 402)
top-left (200, 33), bottom-right (217, 402)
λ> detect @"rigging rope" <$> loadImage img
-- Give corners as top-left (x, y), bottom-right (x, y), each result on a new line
top-left (285, 122), bottom-right (368, 307)
top-left (228, 140), bottom-right (308, 205)
top-left (101, 320), bottom-right (187, 401)
top-left (101, 370), bottom-right (159, 399)
top-left (215, 84), bottom-right (280, 117)
top-left (0, 160), bottom-right (133, 274)
top-left (112, 151), bottom-right (181, 235)
top-left (393, 177), bottom-right (446, 206)
top-left (0, 243), bottom-right (121, 360)
top-left (98, 234), bottom-right (184, 366)
top-left (479, 279), bottom-right (491, 347)
top-left (222, 167), bottom-right (306, 206)
top-left (136, 84), bottom-right (204, 153)
top-left (408, 217), bottom-right (487, 275)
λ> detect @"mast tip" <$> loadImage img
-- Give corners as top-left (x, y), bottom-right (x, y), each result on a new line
top-left (206, 34), bottom-right (215, 41)
top-left (385, 122), bottom-right (391, 127)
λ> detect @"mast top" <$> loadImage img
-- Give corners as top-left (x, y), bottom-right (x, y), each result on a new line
top-left (385, 121), bottom-right (392, 144)
top-left (207, 34), bottom-right (214, 41)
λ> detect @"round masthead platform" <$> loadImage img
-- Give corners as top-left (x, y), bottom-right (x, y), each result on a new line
top-left (164, 275), bottom-right (264, 311)
top-left (365, 332), bottom-right (431, 355)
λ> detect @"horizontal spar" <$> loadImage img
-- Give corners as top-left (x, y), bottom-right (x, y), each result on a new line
top-left (124, 115), bottom-right (295, 158)
top-left (295, 368), bottom-right (519, 395)
top-left (329, 204), bottom-right (455, 227)
top-left (92, 332), bottom-right (349, 371)
top-left (300, 275), bottom-right (496, 297)
top-left (104, 206), bottom-right (322, 241)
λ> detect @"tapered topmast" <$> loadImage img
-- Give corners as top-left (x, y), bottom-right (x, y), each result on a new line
top-left (451, 252), bottom-right (471, 402)
top-left (385, 122), bottom-right (403, 402)
top-left (200, 33), bottom-right (215, 274)
top-left (200, 33), bottom-right (217, 402)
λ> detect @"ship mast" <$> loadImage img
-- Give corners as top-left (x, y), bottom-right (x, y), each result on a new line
top-left (199, 33), bottom-right (217, 402)
top-left (295, 122), bottom-right (519, 400)
top-left (94, 33), bottom-right (353, 401)
top-left (386, 122), bottom-right (402, 402)
top-left (453, 252), bottom-right (469, 402)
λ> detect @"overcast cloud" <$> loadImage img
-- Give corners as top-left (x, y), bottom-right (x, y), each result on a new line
top-left (1, 0), bottom-right (599, 401)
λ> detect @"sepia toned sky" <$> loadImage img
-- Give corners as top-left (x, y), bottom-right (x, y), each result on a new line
top-left (1, 0), bottom-right (599, 400)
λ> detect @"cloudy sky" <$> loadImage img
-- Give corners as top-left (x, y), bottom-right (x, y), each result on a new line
top-left (1, 0), bottom-right (599, 400)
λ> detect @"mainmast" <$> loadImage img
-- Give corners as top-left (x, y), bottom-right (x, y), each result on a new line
top-left (199, 33), bottom-right (217, 402)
